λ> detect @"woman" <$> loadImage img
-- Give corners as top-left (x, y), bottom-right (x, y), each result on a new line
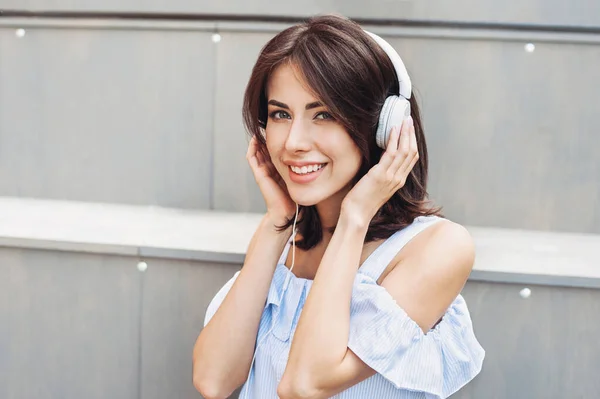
top-left (193, 14), bottom-right (484, 399)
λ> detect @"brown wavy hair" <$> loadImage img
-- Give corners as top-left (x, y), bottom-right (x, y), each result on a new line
top-left (242, 14), bottom-right (442, 250)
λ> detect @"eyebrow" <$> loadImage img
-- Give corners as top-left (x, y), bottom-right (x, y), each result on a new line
top-left (268, 99), bottom-right (324, 110)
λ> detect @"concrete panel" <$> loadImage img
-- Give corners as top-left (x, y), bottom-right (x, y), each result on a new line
top-left (0, 248), bottom-right (141, 399)
top-left (0, 27), bottom-right (215, 208)
top-left (385, 36), bottom-right (600, 233)
top-left (2, 0), bottom-right (600, 27)
top-left (209, 30), bottom-right (600, 234)
top-left (139, 257), bottom-right (240, 399)
top-left (456, 281), bottom-right (600, 398)
top-left (212, 32), bottom-right (275, 213)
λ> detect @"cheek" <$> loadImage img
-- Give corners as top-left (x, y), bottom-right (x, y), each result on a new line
top-left (329, 136), bottom-right (362, 173)
top-left (337, 152), bottom-right (362, 181)
top-left (264, 128), bottom-right (282, 155)
top-left (337, 152), bottom-right (362, 186)
top-left (265, 130), bottom-right (288, 170)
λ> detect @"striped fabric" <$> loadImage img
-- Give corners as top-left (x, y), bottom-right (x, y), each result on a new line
top-left (204, 216), bottom-right (485, 398)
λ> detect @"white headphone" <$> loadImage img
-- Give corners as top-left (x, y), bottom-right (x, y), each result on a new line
top-left (364, 30), bottom-right (412, 149)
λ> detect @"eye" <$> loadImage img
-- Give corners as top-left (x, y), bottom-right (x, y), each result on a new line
top-left (315, 111), bottom-right (334, 120)
top-left (269, 110), bottom-right (290, 120)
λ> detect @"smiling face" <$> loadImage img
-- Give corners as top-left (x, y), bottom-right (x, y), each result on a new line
top-left (264, 63), bottom-right (362, 208)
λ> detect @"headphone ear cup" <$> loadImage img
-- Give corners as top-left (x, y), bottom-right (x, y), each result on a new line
top-left (375, 96), bottom-right (411, 149)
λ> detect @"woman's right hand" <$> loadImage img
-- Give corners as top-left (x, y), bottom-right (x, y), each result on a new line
top-left (246, 136), bottom-right (296, 225)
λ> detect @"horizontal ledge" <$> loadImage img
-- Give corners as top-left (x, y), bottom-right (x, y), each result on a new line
top-left (0, 196), bottom-right (599, 288)
top-left (0, 236), bottom-right (139, 257)
top-left (138, 246), bottom-right (245, 264)
top-left (3, 237), bottom-right (599, 289)
top-left (469, 270), bottom-right (600, 290)
top-left (2, 235), bottom-right (599, 289)
top-left (1, 10), bottom-right (600, 35)
top-left (1, 17), bottom-right (600, 45)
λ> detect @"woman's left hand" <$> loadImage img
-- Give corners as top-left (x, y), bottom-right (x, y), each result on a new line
top-left (341, 116), bottom-right (418, 226)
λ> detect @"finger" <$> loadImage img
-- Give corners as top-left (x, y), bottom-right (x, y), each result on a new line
top-left (408, 117), bottom-right (417, 155)
top-left (247, 149), bottom-right (259, 170)
top-left (399, 117), bottom-right (411, 156)
top-left (247, 136), bottom-right (258, 159)
top-left (396, 151), bottom-right (419, 188)
top-left (379, 125), bottom-right (400, 169)
top-left (408, 120), bottom-right (419, 161)
top-left (400, 118), bottom-right (419, 171)
top-left (394, 145), bottom-right (419, 188)
top-left (388, 118), bottom-right (412, 173)
top-left (247, 136), bottom-right (265, 173)
top-left (256, 146), bottom-right (266, 166)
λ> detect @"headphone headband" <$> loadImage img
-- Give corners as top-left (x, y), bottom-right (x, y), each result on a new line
top-left (364, 30), bottom-right (412, 100)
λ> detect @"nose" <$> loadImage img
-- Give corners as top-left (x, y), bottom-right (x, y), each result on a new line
top-left (284, 119), bottom-right (311, 153)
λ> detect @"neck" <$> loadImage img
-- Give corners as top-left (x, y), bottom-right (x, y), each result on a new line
top-left (315, 184), bottom-right (352, 234)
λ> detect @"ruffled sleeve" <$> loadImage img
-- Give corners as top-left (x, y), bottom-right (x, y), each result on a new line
top-left (203, 271), bottom-right (240, 327)
top-left (347, 273), bottom-right (485, 399)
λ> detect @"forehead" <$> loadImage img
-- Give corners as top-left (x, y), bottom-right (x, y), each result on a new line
top-left (266, 63), bottom-right (318, 103)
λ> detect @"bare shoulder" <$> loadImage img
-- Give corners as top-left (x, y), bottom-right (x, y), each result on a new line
top-left (379, 219), bottom-right (475, 285)
top-left (379, 219), bottom-right (476, 331)
top-left (407, 219), bottom-right (475, 273)
top-left (420, 219), bottom-right (475, 264)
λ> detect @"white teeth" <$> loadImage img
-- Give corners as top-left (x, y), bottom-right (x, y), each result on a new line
top-left (290, 164), bottom-right (324, 175)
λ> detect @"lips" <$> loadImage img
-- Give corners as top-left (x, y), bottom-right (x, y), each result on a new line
top-left (287, 162), bottom-right (327, 184)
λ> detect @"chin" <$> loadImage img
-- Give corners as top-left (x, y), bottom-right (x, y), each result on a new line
top-left (288, 189), bottom-right (329, 207)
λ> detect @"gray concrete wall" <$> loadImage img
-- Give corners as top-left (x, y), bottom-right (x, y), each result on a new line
top-left (0, 248), bottom-right (141, 399)
top-left (1, 246), bottom-right (599, 398)
top-left (2, 0), bottom-right (600, 27)
top-left (210, 29), bottom-right (600, 236)
top-left (1, 18), bottom-right (599, 233)
top-left (0, 246), bottom-right (240, 399)
top-left (0, 26), bottom-right (215, 209)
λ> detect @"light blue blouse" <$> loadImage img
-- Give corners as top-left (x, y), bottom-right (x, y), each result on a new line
top-left (204, 215), bottom-right (485, 398)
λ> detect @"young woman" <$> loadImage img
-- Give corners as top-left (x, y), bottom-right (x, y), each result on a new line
top-left (193, 14), bottom-right (484, 399)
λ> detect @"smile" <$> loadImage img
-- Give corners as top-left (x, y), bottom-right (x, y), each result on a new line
top-left (289, 163), bottom-right (325, 175)
top-left (288, 163), bottom-right (327, 184)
